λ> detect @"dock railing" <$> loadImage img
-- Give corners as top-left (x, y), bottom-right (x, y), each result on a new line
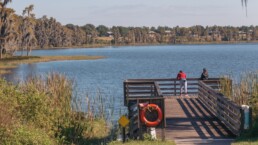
top-left (199, 80), bottom-right (243, 136)
top-left (123, 78), bottom-right (250, 138)
top-left (124, 80), bottom-right (166, 140)
top-left (124, 78), bottom-right (220, 106)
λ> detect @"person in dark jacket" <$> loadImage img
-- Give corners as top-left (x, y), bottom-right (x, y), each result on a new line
top-left (200, 68), bottom-right (209, 80)
top-left (177, 70), bottom-right (187, 96)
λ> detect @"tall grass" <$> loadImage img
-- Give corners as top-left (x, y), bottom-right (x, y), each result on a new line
top-left (219, 76), bottom-right (233, 99)
top-left (220, 72), bottom-right (258, 114)
top-left (219, 71), bottom-right (258, 144)
top-left (0, 72), bottom-right (114, 144)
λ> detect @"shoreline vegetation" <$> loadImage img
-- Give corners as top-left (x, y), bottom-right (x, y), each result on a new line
top-left (0, 55), bottom-right (104, 75)
top-left (0, 73), bottom-right (111, 144)
top-left (36, 40), bottom-right (258, 50)
top-left (219, 72), bottom-right (258, 145)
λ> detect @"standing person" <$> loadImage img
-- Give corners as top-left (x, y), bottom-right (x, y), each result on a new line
top-left (177, 70), bottom-right (187, 96)
top-left (200, 68), bottom-right (209, 80)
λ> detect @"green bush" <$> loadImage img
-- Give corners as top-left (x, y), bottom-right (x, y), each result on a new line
top-left (4, 125), bottom-right (55, 145)
top-left (0, 73), bottom-right (110, 144)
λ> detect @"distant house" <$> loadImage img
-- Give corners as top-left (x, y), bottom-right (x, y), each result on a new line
top-left (247, 30), bottom-right (253, 41)
top-left (148, 31), bottom-right (156, 38)
top-left (165, 30), bottom-right (171, 33)
top-left (86, 34), bottom-right (92, 39)
top-left (107, 31), bottom-right (114, 38)
top-left (208, 31), bottom-right (213, 36)
top-left (191, 33), bottom-right (199, 37)
top-left (248, 29), bottom-right (253, 33)
top-left (208, 31), bottom-right (221, 41)
top-left (164, 30), bottom-right (172, 37)
top-left (238, 31), bottom-right (247, 40)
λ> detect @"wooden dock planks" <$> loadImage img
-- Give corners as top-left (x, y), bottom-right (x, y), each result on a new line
top-left (156, 96), bottom-right (235, 141)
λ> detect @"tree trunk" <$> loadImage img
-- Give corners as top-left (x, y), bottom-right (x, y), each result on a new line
top-left (0, 48), bottom-right (2, 59)
top-left (0, 40), bottom-right (4, 59)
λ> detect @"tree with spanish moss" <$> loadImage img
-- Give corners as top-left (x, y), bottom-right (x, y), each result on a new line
top-left (0, 0), bottom-right (16, 59)
top-left (20, 4), bottom-right (37, 56)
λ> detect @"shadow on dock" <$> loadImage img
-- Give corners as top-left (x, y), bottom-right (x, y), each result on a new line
top-left (157, 96), bottom-right (235, 144)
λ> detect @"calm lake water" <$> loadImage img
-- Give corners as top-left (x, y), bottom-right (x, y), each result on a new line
top-left (5, 43), bottom-right (258, 119)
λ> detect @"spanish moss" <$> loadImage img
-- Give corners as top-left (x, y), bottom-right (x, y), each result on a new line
top-left (242, 0), bottom-right (248, 16)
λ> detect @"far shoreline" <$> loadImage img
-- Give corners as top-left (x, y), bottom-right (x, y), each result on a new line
top-left (33, 40), bottom-right (258, 50)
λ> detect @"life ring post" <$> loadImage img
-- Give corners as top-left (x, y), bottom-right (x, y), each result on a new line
top-left (140, 103), bottom-right (163, 127)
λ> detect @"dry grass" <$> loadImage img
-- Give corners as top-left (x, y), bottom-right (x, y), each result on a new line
top-left (96, 37), bottom-right (113, 41)
top-left (219, 72), bottom-right (258, 107)
top-left (81, 43), bottom-right (112, 48)
top-left (0, 55), bottom-right (104, 75)
top-left (0, 69), bottom-right (11, 74)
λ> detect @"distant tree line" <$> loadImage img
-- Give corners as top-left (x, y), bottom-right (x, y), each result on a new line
top-left (0, 0), bottom-right (257, 58)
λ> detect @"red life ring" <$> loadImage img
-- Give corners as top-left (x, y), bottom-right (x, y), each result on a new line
top-left (140, 104), bottom-right (163, 127)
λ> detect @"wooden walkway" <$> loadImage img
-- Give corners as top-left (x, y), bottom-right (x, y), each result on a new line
top-left (157, 95), bottom-right (235, 145)
top-left (123, 78), bottom-right (248, 145)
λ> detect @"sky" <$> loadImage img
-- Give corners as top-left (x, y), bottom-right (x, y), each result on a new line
top-left (8, 0), bottom-right (258, 27)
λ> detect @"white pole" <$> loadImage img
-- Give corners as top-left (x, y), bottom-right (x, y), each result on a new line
top-left (241, 105), bottom-right (250, 130)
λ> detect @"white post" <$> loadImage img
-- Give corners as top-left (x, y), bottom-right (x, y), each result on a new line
top-left (150, 127), bottom-right (157, 140)
top-left (241, 105), bottom-right (250, 130)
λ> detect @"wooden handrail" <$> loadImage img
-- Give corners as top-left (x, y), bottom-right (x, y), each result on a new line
top-left (198, 81), bottom-right (242, 136)
top-left (154, 82), bottom-right (163, 97)
top-left (125, 80), bottom-right (166, 140)
top-left (124, 77), bottom-right (246, 136)
top-left (124, 78), bottom-right (218, 102)
top-left (125, 78), bottom-right (220, 82)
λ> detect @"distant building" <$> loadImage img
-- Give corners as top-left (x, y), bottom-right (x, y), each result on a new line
top-left (107, 31), bottom-right (114, 38)
top-left (238, 31), bottom-right (247, 40)
top-left (165, 30), bottom-right (171, 33)
top-left (148, 31), bottom-right (156, 38)
top-left (164, 30), bottom-right (172, 37)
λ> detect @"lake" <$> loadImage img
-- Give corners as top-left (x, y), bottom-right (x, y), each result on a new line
top-left (5, 43), bottom-right (258, 119)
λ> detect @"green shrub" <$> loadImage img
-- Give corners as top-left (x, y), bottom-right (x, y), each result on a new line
top-left (56, 117), bottom-right (109, 144)
top-left (0, 73), bottom-right (110, 144)
top-left (4, 125), bottom-right (55, 145)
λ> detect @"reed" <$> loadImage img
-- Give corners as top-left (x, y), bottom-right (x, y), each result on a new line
top-left (219, 72), bottom-right (258, 109)
top-left (219, 75), bottom-right (233, 99)
top-left (0, 72), bottom-right (113, 144)
top-left (219, 71), bottom-right (258, 144)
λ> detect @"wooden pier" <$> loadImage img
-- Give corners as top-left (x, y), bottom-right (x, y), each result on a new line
top-left (156, 96), bottom-right (234, 144)
top-left (123, 78), bottom-right (251, 145)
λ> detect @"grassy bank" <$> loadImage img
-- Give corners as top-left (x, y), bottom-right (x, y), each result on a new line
top-left (220, 71), bottom-right (258, 144)
top-left (0, 73), bottom-right (110, 144)
top-left (0, 55), bottom-right (104, 75)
